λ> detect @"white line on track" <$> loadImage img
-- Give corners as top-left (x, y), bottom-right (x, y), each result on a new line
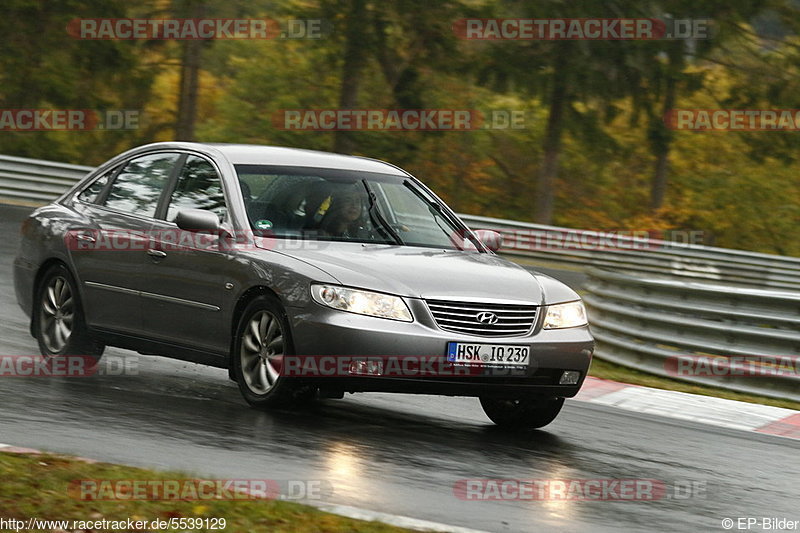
top-left (312, 502), bottom-right (491, 533)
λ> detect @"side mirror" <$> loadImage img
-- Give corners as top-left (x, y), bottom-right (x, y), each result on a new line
top-left (175, 209), bottom-right (221, 233)
top-left (474, 229), bottom-right (503, 252)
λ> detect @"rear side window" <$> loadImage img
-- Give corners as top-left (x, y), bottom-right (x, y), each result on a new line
top-left (166, 156), bottom-right (227, 222)
top-left (77, 168), bottom-right (115, 204)
top-left (102, 153), bottom-right (180, 218)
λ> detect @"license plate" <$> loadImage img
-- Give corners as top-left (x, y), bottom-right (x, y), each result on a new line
top-left (446, 342), bottom-right (530, 366)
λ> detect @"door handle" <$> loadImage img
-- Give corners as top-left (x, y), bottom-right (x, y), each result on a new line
top-left (147, 249), bottom-right (167, 259)
top-left (76, 232), bottom-right (96, 243)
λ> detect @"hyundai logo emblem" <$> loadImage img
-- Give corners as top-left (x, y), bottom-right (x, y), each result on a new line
top-left (476, 311), bottom-right (499, 325)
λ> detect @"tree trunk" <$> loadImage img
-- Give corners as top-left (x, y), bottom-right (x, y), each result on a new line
top-left (333, 0), bottom-right (368, 154)
top-left (649, 76), bottom-right (676, 210)
top-left (534, 52), bottom-right (569, 224)
top-left (175, 2), bottom-right (205, 141)
top-left (650, 43), bottom-right (682, 211)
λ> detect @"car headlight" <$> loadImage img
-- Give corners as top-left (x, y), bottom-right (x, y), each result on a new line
top-left (311, 284), bottom-right (413, 322)
top-left (543, 301), bottom-right (587, 329)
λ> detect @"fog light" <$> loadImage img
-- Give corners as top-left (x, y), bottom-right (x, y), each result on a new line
top-left (559, 371), bottom-right (581, 385)
top-left (349, 359), bottom-right (383, 376)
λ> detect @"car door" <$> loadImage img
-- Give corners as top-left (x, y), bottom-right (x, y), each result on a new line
top-left (68, 152), bottom-right (182, 335)
top-left (138, 154), bottom-right (232, 355)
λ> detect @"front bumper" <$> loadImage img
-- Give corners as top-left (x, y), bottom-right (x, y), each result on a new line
top-left (286, 298), bottom-right (594, 399)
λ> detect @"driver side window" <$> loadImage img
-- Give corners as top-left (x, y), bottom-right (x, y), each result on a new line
top-left (166, 156), bottom-right (227, 222)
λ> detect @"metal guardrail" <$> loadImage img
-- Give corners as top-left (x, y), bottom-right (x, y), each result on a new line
top-left (459, 214), bottom-right (800, 291)
top-left (0, 155), bottom-right (93, 203)
top-left (583, 269), bottom-right (800, 402)
top-left (2, 153), bottom-right (799, 400)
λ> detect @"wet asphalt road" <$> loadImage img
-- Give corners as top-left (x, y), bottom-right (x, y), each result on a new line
top-left (0, 204), bottom-right (798, 533)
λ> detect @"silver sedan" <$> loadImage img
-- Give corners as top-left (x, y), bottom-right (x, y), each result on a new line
top-left (13, 142), bottom-right (593, 428)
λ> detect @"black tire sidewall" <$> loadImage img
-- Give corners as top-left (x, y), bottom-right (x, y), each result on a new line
top-left (232, 293), bottom-right (298, 407)
top-left (35, 263), bottom-right (102, 359)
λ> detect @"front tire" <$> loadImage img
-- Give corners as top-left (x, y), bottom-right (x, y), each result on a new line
top-left (480, 396), bottom-right (565, 429)
top-left (232, 294), bottom-right (311, 409)
top-left (35, 263), bottom-right (104, 360)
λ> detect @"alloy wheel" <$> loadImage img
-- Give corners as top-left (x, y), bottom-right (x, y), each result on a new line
top-left (239, 310), bottom-right (285, 394)
top-left (40, 276), bottom-right (74, 353)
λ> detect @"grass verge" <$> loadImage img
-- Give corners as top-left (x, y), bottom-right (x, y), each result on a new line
top-left (0, 452), bottom-right (416, 533)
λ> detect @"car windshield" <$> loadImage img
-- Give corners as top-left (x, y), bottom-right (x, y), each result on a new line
top-left (235, 165), bottom-right (481, 251)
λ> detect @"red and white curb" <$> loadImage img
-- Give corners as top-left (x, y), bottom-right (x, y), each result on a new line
top-left (574, 377), bottom-right (800, 440)
top-left (0, 443), bottom-right (46, 454)
top-left (0, 443), bottom-right (98, 462)
top-left (311, 503), bottom-right (488, 533)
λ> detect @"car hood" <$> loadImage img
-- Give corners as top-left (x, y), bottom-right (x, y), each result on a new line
top-left (257, 240), bottom-right (551, 304)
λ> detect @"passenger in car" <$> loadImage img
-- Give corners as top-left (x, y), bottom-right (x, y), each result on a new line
top-left (317, 189), bottom-right (366, 239)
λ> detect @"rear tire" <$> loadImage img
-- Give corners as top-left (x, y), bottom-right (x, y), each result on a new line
top-left (232, 294), bottom-right (314, 409)
top-left (35, 263), bottom-right (104, 361)
top-left (480, 396), bottom-right (565, 429)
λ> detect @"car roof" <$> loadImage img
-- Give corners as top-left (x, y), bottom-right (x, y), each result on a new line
top-left (128, 142), bottom-right (408, 176)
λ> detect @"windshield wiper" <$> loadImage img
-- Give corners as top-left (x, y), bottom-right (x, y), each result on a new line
top-left (362, 181), bottom-right (403, 245)
top-left (402, 180), bottom-right (483, 251)
top-left (402, 180), bottom-right (455, 223)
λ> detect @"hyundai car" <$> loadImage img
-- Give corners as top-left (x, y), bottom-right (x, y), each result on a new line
top-left (13, 142), bottom-right (594, 428)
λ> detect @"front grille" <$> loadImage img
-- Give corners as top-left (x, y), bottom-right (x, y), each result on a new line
top-left (426, 300), bottom-right (538, 337)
